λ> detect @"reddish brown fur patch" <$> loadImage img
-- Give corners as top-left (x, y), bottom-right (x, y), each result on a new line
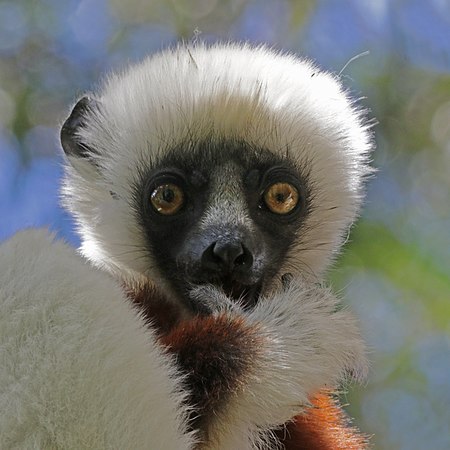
top-left (275, 392), bottom-right (369, 450)
top-left (124, 282), bottom-right (182, 335)
top-left (160, 314), bottom-right (263, 436)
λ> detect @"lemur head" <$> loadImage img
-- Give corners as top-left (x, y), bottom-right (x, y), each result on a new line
top-left (61, 43), bottom-right (372, 313)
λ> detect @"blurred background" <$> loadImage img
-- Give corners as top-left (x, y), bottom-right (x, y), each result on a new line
top-left (0, 0), bottom-right (449, 448)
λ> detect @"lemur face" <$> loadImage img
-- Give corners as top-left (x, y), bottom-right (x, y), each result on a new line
top-left (134, 140), bottom-right (310, 312)
top-left (60, 44), bottom-right (372, 313)
top-left (62, 97), bottom-right (309, 311)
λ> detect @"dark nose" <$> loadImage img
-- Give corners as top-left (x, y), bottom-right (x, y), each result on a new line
top-left (201, 239), bottom-right (254, 274)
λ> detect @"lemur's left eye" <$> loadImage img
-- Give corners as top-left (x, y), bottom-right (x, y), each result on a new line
top-left (150, 183), bottom-right (185, 215)
top-left (263, 182), bottom-right (299, 214)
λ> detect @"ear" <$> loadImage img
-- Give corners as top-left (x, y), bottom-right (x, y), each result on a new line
top-left (61, 96), bottom-right (98, 159)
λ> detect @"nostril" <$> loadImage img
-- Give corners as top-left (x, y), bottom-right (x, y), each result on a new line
top-left (234, 252), bottom-right (246, 266)
top-left (233, 245), bottom-right (253, 267)
top-left (201, 243), bottom-right (221, 271)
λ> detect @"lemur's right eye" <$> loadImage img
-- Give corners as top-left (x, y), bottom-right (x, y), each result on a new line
top-left (150, 183), bottom-right (185, 215)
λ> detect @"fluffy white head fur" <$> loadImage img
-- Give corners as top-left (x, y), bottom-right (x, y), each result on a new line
top-left (62, 43), bottom-right (373, 286)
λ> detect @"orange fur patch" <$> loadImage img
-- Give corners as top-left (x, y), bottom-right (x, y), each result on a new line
top-left (275, 392), bottom-right (369, 450)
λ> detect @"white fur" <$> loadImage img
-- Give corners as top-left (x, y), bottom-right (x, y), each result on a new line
top-left (62, 42), bottom-right (373, 284)
top-left (191, 282), bottom-right (368, 449)
top-left (0, 229), bottom-right (195, 450)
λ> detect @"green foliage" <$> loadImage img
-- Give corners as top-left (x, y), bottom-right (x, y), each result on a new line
top-left (338, 221), bottom-right (450, 328)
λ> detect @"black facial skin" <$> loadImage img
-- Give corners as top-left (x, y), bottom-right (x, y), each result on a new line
top-left (134, 138), bottom-right (311, 314)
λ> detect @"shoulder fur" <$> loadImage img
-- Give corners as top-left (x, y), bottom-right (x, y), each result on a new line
top-left (0, 229), bottom-right (195, 449)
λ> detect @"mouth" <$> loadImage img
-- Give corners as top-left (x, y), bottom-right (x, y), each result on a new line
top-left (220, 278), bottom-right (261, 310)
top-left (181, 271), bottom-right (264, 315)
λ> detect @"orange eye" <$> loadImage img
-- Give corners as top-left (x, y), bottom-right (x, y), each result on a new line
top-left (263, 182), bottom-right (299, 214)
top-left (150, 183), bottom-right (184, 215)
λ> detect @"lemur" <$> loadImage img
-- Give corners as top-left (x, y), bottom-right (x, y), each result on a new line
top-left (0, 43), bottom-right (373, 449)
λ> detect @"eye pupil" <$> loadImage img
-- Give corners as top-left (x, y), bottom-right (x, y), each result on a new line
top-left (162, 188), bottom-right (175, 203)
